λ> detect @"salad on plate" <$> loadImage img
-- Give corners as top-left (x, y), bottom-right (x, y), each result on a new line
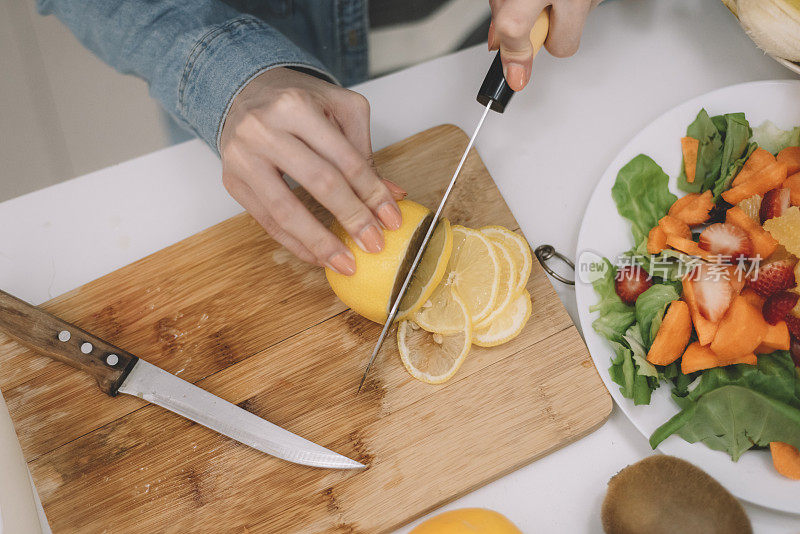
top-left (590, 108), bottom-right (800, 480)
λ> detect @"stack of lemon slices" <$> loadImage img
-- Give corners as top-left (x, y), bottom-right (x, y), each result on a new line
top-left (326, 200), bottom-right (533, 385)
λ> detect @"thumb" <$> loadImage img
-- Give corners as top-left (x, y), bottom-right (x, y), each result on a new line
top-left (494, 0), bottom-right (548, 91)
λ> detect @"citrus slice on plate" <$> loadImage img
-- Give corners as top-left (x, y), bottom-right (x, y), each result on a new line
top-left (480, 226), bottom-right (532, 294)
top-left (474, 241), bottom-right (516, 330)
top-left (447, 225), bottom-right (500, 324)
top-left (397, 287), bottom-right (472, 384)
top-left (473, 290), bottom-right (532, 347)
top-left (325, 200), bottom-right (453, 323)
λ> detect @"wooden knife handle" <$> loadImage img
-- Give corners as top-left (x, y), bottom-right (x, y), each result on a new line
top-left (0, 290), bottom-right (138, 396)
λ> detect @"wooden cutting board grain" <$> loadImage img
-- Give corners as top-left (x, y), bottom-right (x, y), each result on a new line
top-left (0, 125), bottom-right (611, 533)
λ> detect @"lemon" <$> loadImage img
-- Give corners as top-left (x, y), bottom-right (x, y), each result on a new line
top-left (473, 290), bottom-right (532, 347)
top-left (412, 276), bottom-right (467, 335)
top-left (480, 226), bottom-right (532, 295)
top-left (448, 226), bottom-right (500, 324)
top-left (475, 241), bottom-right (516, 330)
top-left (325, 200), bottom-right (453, 323)
top-left (410, 508), bottom-right (522, 534)
top-left (397, 287), bottom-right (472, 384)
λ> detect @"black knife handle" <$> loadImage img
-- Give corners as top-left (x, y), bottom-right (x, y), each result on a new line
top-left (0, 289), bottom-right (138, 396)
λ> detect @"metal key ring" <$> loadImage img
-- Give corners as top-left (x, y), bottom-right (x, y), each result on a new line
top-left (534, 244), bottom-right (575, 286)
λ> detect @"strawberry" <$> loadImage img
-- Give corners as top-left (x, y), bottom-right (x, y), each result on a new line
top-left (690, 265), bottom-right (735, 322)
top-left (614, 265), bottom-right (653, 305)
top-left (697, 223), bottom-right (753, 262)
top-left (787, 314), bottom-right (800, 340)
top-left (760, 188), bottom-right (791, 224)
top-left (747, 259), bottom-right (797, 297)
top-left (762, 291), bottom-right (800, 325)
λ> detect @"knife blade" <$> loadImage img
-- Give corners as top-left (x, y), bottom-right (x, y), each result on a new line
top-left (0, 289), bottom-right (363, 470)
top-left (357, 10), bottom-right (551, 393)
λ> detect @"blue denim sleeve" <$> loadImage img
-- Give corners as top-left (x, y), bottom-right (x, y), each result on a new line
top-left (37, 0), bottom-right (337, 153)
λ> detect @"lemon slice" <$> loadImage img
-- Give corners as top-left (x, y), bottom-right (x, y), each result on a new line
top-left (448, 225), bottom-right (500, 324)
top-left (397, 287), bottom-right (472, 384)
top-left (398, 218), bottom-right (453, 319)
top-left (480, 226), bottom-right (532, 294)
top-left (473, 290), bottom-right (532, 347)
top-left (412, 276), bottom-right (467, 334)
top-left (474, 242), bottom-right (516, 330)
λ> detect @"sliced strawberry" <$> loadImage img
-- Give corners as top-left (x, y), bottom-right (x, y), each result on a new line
top-left (760, 188), bottom-right (791, 224)
top-left (688, 264), bottom-right (735, 322)
top-left (747, 259), bottom-right (798, 297)
top-left (787, 314), bottom-right (800, 340)
top-left (614, 265), bottom-right (653, 305)
top-left (697, 223), bottom-right (753, 262)
top-left (762, 291), bottom-right (800, 325)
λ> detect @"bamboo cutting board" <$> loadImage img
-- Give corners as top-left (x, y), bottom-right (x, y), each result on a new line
top-left (0, 125), bottom-right (611, 533)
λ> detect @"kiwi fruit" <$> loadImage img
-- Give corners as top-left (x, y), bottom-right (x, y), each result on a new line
top-left (601, 455), bottom-right (752, 534)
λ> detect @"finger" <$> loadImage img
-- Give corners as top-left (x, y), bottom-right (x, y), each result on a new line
top-left (494, 0), bottom-right (547, 91)
top-left (280, 98), bottom-right (403, 233)
top-left (382, 179), bottom-right (407, 200)
top-left (221, 170), bottom-right (318, 265)
top-left (545, 0), bottom-right (591, 58)
top-left (233, 156), bottom-right (358, 276)
top-left (253, 131), bottom-right (387, 255)
top-left (487, 0), bottom-right (504, 50)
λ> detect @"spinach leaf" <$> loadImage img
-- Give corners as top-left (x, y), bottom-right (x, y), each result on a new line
top-left (635, 284), bottom-right (680, 347)
top-left (590, 258), bottom-right (636, 343)
top-left (650, 352), bottom-right (800, 460)
top-left (717, 113), bottom-right (752, 174)
top-left (712, 142), bottom-right (756, 201)
top-left (612, 155), bottom-right (677, 252)
top-left (678, 109), bottom-right (723, 193)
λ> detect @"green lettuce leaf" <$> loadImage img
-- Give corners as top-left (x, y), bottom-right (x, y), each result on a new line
top-left (635, 249), bottom-right (701, 282)
top-left (608, 337), bottom-right (655, 405)
top-left (677, 109), bottom-right (724, 193)
top-left (590, 259), bottom-right (635, 343)
top-left (752, 120), bottom-right (800, 154)
top-left (635, 284), bottom-right (681, 347)
top-left (612, 155), bottom-right (678, 252)
top-left (712, 142), bottom-right (756, 201)
top-left (650, 352), bottom-right (800, 460)
top-left (623, 325), bottom-right (658, 379)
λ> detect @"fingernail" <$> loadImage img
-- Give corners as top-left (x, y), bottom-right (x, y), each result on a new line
top-left (504, 63), bottom-right (528, 91)
top-left (383, 180), bottom-right (407, 198)
top-left (378, 202), bottom-right (402, 231)
top-left (358, 225), bottom-right (384, 253)
top-left (327, 251), bottom-right (356, 276)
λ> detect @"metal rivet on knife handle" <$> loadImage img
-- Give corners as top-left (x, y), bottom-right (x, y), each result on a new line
top-left (81, 342), bottom-right (93, 354)
top-left (58, 330), bottom-right (71, 342)
top-left (106, 354), bottom-right (119, 366)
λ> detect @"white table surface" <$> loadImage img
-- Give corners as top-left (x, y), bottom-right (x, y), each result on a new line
top-left (2, 0), bottom-right (800, 532)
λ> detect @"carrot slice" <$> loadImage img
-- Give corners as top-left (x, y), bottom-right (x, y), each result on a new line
top-left (658, 215), bottom-right (692, 240)
top-left (646, 300), bottom-right (692, 366)
top-left (669, 191), bottom-right (714, 226)
top-left (725, 206), bottom-right (779, 259)
top-left (756, 321), bottom-right (791, 353)
top-left (666, 235), bottom-right (712, 261)
top-left (731, 147), bottom-right (775, 188)
top-left (681, 137), bottom-right (700, 183)
top-left (777, 146), bottom-right (800, 176)
top-left (770, 442), bottom-right (800, 480)
top-left (741, 287), bottom-right (765, 310)
top-left (647, 226), bottom-right (668, 255)
top-left (785, 172), bottom-right (800, 207)
top-left (722, 161), bottom-right (789, 205)
top-left (710, 295), bottom-right (768, 359)
top-left (681, 342), bottom-right (720, 374)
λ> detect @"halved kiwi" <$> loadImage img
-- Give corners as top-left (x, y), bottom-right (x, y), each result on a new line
top-left (601, 455), bottom-right (751, 534)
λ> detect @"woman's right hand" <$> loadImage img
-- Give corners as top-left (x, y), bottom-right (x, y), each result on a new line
top-left (219, 67), bottom-right (406, 276)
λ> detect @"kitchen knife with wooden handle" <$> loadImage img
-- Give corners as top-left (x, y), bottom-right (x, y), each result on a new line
top-left (358, 10), bottom-right (551, 392)
top-left (0, 289), bottom-right (364, 469)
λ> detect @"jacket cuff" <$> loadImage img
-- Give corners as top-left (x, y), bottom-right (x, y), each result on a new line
top-left (177, 15), bottom-right (337, 154)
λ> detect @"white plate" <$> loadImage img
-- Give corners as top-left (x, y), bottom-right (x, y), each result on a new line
top-left (575, 80), bottom-right (800, 515)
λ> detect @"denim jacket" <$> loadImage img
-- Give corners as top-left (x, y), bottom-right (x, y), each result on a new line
top-left (38, 0), bottom-right (368, 153)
